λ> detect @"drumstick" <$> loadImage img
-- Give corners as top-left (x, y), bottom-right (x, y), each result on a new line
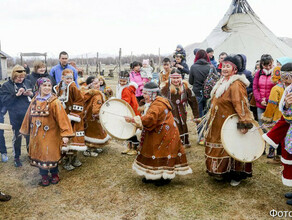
top-left (101, 110), bottom-right (126, 118)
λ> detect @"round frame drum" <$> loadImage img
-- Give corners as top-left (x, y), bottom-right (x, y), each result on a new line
top-left (100, 98), bottom-right (136, 140)
top-left (221, 114), bottom-right (265, 163)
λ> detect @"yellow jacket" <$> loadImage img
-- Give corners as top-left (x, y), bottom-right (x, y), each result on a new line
top-left (262, 84), bottom-right (284, 122)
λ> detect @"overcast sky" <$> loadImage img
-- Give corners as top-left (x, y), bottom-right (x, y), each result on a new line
top-left (1, 0), bottom-right (291, 58)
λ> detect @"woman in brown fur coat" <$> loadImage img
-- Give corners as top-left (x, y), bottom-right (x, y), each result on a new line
top-left (161, 68), bottom-right (199, 147)
top-left (204, 55), bottom-right (254, 186)
top-left (20, 77), bottom-right (74, 186)
top-left (125, 82), bottom-right (192, 186)
top-left (81, 76), bottom-right (110, 157)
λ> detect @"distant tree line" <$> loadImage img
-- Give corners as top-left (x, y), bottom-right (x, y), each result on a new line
top-left (7, 54), bottom-right (172, 68)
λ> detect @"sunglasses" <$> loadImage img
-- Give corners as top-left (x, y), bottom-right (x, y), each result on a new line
top-left (15, 70), bottom-right (26, 73)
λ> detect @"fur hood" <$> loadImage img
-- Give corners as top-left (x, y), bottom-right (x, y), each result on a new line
top-left (154, 96), bottom-right (172, 110)
top-left (210, 74), bottom-right (250, 99)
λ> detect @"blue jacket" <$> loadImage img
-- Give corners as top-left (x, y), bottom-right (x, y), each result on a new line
top-left (49, 63), bottom-right (79, 87)
top-left (151, 72), bottom-right (159, 85)
top-left (210, 57), bottom-right (217, 68)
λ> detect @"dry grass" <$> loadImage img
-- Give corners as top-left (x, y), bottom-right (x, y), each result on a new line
top-left (0, 74), bottom-right (291, 219)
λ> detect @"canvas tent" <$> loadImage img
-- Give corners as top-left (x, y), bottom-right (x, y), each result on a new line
top-left (185, 0), bottom-right (292, 71)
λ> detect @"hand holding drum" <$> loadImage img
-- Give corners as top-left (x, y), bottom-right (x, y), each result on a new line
top-left (221, 114), bottom-right (265, 163)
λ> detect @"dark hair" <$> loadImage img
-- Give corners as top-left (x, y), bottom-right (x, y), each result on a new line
top-left (281, 62), bottom-right (292, 72)
top-left (119, 71), bottom-right (129, 78)
top-left (206, 48), bottom-right (214, 53)
top-left (132, 61), bottom-right (142, 68)
top-left (170, 68), bottom-right (181, 75)
top-left (219, 52), bottom-right (228, 57)
top-left (162, 58), bottom-right (171, 63)
top-left (59, 51), bottom-right (68, 59)
top-left (86, 76), bottom-right (96, 85)
top-left (194, 49), bottom-right (210, 63)
top-left (260, 54), bottom-right (273, 69)
top-left (193, 48), bottom-right (200, 56)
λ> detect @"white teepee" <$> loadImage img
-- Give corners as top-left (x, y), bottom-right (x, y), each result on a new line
top-left (185, 0), bottom-right (292, 70)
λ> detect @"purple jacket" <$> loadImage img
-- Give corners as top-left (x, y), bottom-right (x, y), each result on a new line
top-left (253, 69), bottom-right (275, 109)
top-left (130, 71), bottom-right (148, 97)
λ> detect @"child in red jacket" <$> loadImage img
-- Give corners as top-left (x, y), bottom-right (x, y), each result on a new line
top-left (116, 71), bottom-right (140, 155)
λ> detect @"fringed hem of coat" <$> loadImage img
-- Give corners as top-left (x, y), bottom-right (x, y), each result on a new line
top-left (84, 135), bottom-right (110, 145)
top-left (62, 145), bottom-right (88, 151)
top-left (132, 160), bottom-right (192, 180)
top-left (30, 158), bottom-right (59, 170)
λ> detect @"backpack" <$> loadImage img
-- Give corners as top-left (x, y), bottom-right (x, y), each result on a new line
top-left (203, 67), bottom-right (219, 99)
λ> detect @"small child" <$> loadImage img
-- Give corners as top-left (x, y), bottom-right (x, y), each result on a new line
top-left (54, 69), bottom-right (87, 171)
top-left (130, 61), bottom-right (148, 102)
top-left (116, 71), bottom-right (140, 155)
top-left (82, 76), bottom-right (110, 157)
top-left (20, 77), bottom-right (74, 186)
top-left (140, 59), bottom-right (153, 81)
top-left (173, 44), bottom-right (186, 61)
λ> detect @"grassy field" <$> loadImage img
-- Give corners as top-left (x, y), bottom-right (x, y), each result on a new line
top-left (0, 73), bottom-right (291, 219)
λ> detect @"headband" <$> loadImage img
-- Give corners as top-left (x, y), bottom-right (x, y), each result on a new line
top-left (223, 61), bottom-right (237, 70)
top-left (63, 75), bottom-right (73, 79)
top-left (119, 76), bottom-right (129, 79)
top-left (281, 71), bottom-right (292, 79)
top-left (143, 87), bottom-right (160, 92)
top-left (170, 73), bottom-right (182, 78)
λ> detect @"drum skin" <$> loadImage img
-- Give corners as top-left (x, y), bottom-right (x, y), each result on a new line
top-left (100, 98), bottom-right (136, 140)
top-left (221, 114), bottom-right (265, 163)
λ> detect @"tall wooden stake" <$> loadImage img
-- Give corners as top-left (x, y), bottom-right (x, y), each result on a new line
top-left (158, 48), bottom-right (161, 72)
top-left (118, 48), bottom-right (122, 73)
top-left (96, 52), bottom-right (99, 76)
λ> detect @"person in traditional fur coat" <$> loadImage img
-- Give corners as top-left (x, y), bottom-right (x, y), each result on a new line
top-left (20, 77), bottom-right (74, 186)
top-left (116, 71), bottom-right (140, 155)
top-left (161, 68), bottom-right (199, 147)
top-left (125, 82), bottom-right (192, 186)
top-left (99, 76), bottom-right (113, 100)
top-left (81, 76), bottom-right (110, 157)
top-left (53, 69), bottom-right (87, 171)
top-left (159, 58), bottom-right (172, 89)
top-left (204, 55), bottom-right (254, 186)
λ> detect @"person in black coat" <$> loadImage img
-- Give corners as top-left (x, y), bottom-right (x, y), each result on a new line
top-left (189, 49), bottom-right (217, 117)
top-left (25, 60), bottom-right (56, 94)
top-left (0, 86), bottom-right (8, 163)
top-left (236, 54), bottom-right (253, 95)
top-left (173, 54), bottom-right (189, 79)
top-left (0, 65), bottom-right (33, 167)
top-left (23, 63), bottom-right (30, 75)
